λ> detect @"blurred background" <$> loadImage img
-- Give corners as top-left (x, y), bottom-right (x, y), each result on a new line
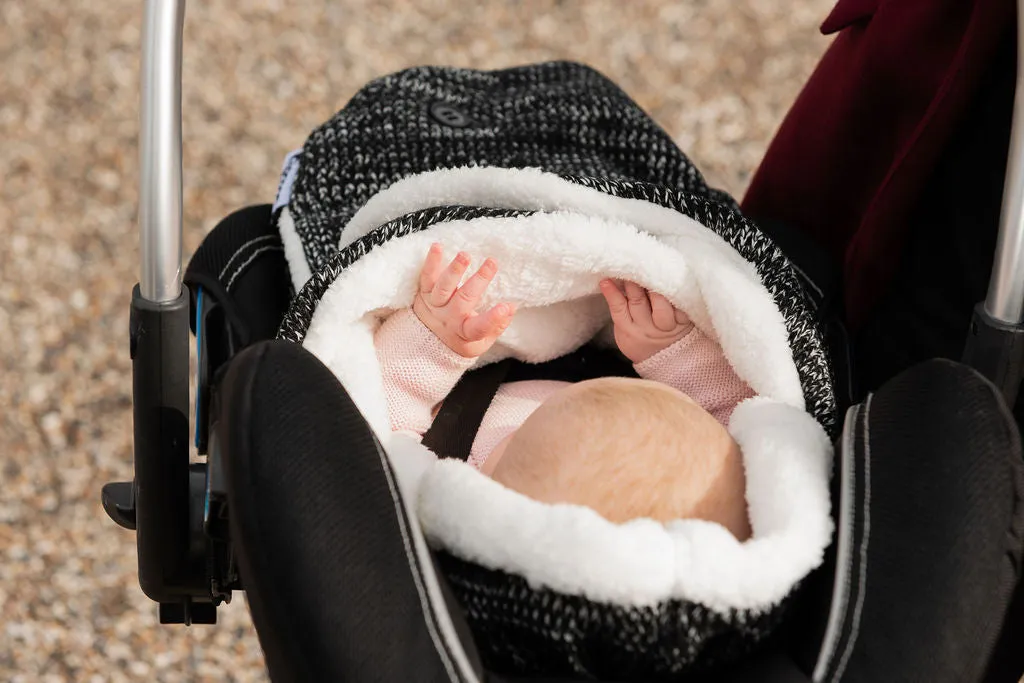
top-left (0, 1), bottom-right (834, 680)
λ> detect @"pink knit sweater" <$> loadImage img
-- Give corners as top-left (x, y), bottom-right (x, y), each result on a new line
top-left (375, 309), bottom-right (755, 469)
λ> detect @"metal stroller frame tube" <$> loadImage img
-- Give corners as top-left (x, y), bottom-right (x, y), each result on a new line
top-left (124, 0), bottom-right (206, 619)
top-left (986, 1), bottom-right (1024, 326)
top-left (139, 0), bottom-right (185, 303)
top-left (965, 4), bottom-right (1024, 407)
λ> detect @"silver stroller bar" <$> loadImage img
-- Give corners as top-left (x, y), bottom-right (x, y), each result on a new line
top-left (985, 0), bottom-right (1024, 325)
top-left (138, 0), bottom-right (185, 303)
top-left (963, 0), bottom-right (1024, 407)
top-left (107, 0), bottom-right (206, 623)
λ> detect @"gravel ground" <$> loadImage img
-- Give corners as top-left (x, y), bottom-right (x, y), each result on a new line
top-left (0, 1), bottom-right (833, 680)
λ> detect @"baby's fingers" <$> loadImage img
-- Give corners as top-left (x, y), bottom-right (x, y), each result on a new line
top-left (623, 281), bottom-right (653, 326)
top-left (454, 258), bottom-right (498, 311)
top-left (419, 243), bottom-right (445, 294)
top-left (600, 279), bottom-right (631, 325)
top-left (430, 251), bottom-right (471, 307)
top-left (649, 292), bottom-right (679, 331)
top-left (462, 303), bottom-right (516, 341)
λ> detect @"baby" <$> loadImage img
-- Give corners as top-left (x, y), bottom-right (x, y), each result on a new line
top-left (376, 244), bottom-right (755, 540)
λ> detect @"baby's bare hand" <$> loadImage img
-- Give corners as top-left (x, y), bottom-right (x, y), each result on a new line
top-left (413, 243), bottom-right (517, 358)
top-left (600, 279), bottom-right (694, 364)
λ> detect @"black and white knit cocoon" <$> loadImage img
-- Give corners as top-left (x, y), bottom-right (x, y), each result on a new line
top-left (272, 61), bottom-right (838, 679)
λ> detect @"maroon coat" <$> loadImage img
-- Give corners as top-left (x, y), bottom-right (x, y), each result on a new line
top-left (742, 0), bottom-right (1015, 330)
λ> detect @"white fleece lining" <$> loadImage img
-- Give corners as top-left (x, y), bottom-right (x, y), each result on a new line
top-left (416, 398), bottom-right (832, 613)
top-left (340, 167), bottom-right (755, 274)
top-left (299, 168), bottom-right (833, 614)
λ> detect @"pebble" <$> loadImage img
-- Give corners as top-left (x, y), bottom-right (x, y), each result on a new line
top-left (1, 0), bottom-right (833, 680)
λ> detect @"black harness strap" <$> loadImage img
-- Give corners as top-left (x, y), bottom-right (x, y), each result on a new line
top-left (420, 345), bottom-right (639, 461)
top-left (421, 358), bottom-right (514, 461)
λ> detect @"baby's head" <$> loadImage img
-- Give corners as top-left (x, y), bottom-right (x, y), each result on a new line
top-left (485, 377), bottom-right (751, 540)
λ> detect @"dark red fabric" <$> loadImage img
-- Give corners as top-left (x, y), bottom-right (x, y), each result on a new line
top-left (742, 0), bottom-right (1015, 330)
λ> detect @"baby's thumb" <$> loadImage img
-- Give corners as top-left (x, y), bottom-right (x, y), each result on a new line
top-left (492, 303), bottom-right (517, 331)
top-left (464, 303), bottom-right (515, 340)
top-left (600, 279), bottom-right (630, 325)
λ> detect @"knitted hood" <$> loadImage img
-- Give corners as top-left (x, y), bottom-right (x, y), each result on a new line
top-left (274, 60), bottom-right (835, 434)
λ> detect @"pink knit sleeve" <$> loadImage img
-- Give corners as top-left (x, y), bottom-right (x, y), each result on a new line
top-left (633, 327), bottom-right (756, 425)
top-left (374, 309), bottom-right (476, 435)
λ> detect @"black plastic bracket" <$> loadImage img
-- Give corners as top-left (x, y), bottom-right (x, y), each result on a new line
top-left (128, 284), bottom-right (193, 604)
top-left (101, 481), bottom-right (137, 530)
top-left (101, 283), bottom-right (241, 626)
top-left (963, 302), bottom-right (1024, 409)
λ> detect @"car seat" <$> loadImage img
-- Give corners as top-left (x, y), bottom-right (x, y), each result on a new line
top-left (101, 0), bottom-right (1024, 681)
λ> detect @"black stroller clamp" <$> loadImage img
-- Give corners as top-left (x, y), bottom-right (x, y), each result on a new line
top-left (101, 285), bottom-right (241, 624)
top-left (100, 0), bottom-right (1024, 678)
top-left (964, 303), bottom-right (1024, 406)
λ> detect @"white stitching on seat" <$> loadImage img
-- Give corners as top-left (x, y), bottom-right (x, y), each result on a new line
top-left (832, 393), bottom-right (873, 682)
top-left (812, 404), bottom-right (859, 682)
top-left (371, 439), bottom-right (468, 683)
top-left (224, 245), bottom-right (284, 292)
top-left (218, 234), bottom-right (279, 281)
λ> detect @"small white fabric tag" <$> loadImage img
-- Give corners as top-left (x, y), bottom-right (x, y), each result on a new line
top-left (273, 149), bottom-right (303, 211)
